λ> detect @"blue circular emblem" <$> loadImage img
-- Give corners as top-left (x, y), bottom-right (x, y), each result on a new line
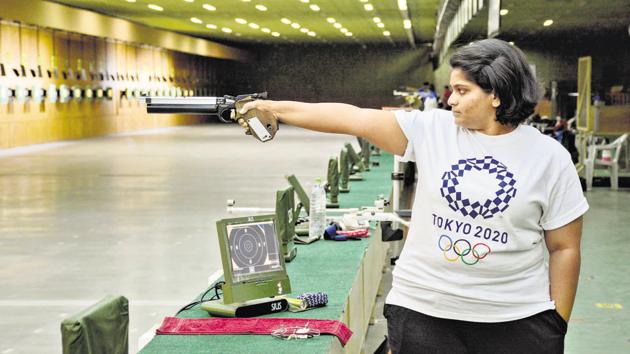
top-left (440, 156), bottom-right (517, 219)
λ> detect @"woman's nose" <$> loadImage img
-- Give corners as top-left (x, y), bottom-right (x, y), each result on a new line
top-left (448, 94), bottom-right (457, 107)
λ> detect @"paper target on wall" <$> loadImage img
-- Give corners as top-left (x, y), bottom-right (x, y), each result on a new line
top-left (226, 220), bottom-right (282, 282)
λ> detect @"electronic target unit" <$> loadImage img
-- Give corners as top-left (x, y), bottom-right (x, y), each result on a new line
top-left (202, 214), bottom-right (291, 317)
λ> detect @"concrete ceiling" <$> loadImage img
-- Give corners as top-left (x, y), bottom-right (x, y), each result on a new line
top-left (46, 0), bottom-right (630, 47)
top-left (48, 0), bottom-right (439, 46)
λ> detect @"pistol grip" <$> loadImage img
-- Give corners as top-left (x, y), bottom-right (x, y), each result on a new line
top-left (235, 98), bottom-right (278, 142)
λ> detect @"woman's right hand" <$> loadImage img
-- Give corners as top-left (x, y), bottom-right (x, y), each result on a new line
top-left (234, 98), bottom-right (280, 141)
top-left (236, 99), bottom-right (277, 130)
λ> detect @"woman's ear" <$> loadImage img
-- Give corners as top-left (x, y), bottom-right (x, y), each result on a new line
top-left (491, 93), bottom-right (501, 108)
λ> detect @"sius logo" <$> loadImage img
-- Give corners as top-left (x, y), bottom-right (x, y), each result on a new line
top-left (440, 156), bottom-right (517, 219)
top-left (270, 302), bottom-right (283, 312)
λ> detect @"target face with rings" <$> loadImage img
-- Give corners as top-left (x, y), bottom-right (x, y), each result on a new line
top-left (227, 221), bottom-right (282, 282)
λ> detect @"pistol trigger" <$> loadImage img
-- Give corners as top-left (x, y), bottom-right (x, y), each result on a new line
top-left (230, 109), bottom-right (236, 120)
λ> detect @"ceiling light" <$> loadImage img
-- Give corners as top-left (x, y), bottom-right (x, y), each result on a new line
top-left (235, 33), bottom-right (242, 37)
top-left (249, 23), bottom-right (260, 29)
top-left (327, 18), bottom-right (336, 23)
top-left (300, 0), bottom-right (309, 3)
top-left (373, 17), bottom-right (381, 23)
top-left (147, 4), bottom-right (163, 11)
top-left (221, 27), bottom-right (233, 33)
top-left (242, 0), bottom-right (251, 2)
top-left (235, 18), bottom-right (247, 24)
top-left (377, 22), bottom-right (385, 28)
top-left (334, 23), bottom-right (342, 29)
top-left (261, 28), bottom-right (270, 33)
top-left (360, 0), bottom-right (368, 3)
top-left (397, 0), bottom-right (407, 11)
top-left (202, 4), bottom-right (216, 11)
top-left (190, 17), bottom-right (202, 24)
top-left (126, 0), bottom-right (136, 3)
top-left (345, 32), bottom-right (353, 37)
top-left (308, 31), bottom-right (316, 37)
top-left (184, 0), bottom-right (194, 3)
top-left (364, 4), bottom-right (374, 11)
top-left (281, 18), bottom-right (291, 24)
top-left (300, 28), bottom-right (308, 33)
top-left (291, 23), bottom-right (300, 29)
top-left (509, 41), bottom-right (515, 45)
top-left (255, 4), bottom-right (267, 11)
top-left (383, 31), bottom-right (390, 36)
top-left (206, 24), bottom-right (217, 29)
top-left (309, 4), bottom-right (320, 11)
top-left (543, 19), bottom-right (553, 26)
top-left (500, 9), bottom-right (509, 16)
top-left (403, 19), bottom-right (411, 29)
top-left (271, 32), bottom-right (280, 37)
top-left (340, 28), bottom-right (348, 33)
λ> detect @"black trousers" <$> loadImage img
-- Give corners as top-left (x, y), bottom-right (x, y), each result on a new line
top-left (384, 304), bottom-right (567, 354)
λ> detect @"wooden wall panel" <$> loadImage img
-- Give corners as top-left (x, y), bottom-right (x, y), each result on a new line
top-left (95, 38), bottom-right (106, 79)
top-left (37, 28), bottom-right (53, 74)
top-left (125, 44), bottom-right (136, 81)
top-left (152, 48), bottom-right (160, 81)
top-left (1, 22), bottom-right (19, 70)
top-left (20, 25), bottom-right (38, 75)
top-left (105, 40), bottom-right (116, 80)
top-left (0, 19), bottom-right (249, 149)
top-left (137, 46), bottom-right (151, 82)
top-left (115, 41), bottom-right (125, 81)
top-left (53, 31), bottom-right (68, 77)
top-left (68, 33), bottom-right (82, 77)
top-left (83, 36), bottom-right (96, 78)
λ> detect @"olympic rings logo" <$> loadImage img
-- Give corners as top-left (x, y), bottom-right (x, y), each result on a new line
top-left (438, 235), bottom-right (491, 266)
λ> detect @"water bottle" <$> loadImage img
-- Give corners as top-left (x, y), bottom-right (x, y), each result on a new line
top-left (309, 178), bottom-right (327, 239)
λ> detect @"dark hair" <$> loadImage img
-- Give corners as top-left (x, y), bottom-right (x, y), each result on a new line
top-left (449, 39), bottom-right (540, 126)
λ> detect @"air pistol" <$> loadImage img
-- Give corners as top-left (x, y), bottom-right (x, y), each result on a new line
top-left (143, 92), bottom-right (278, 142)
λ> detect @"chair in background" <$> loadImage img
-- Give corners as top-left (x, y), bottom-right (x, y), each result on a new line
top-left (61, 295), bottom-right (129, 354)
top-left (584, 133), bottom-right (629, 191)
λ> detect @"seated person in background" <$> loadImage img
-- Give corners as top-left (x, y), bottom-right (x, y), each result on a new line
top-left (553, 118), bottom-right (579, 163)
top-left (418, 82), bottom-right (438, 111)
top-left (441, 85), bottom-right (452, 110)
top-left (553, 117), bottom-right (568, 142)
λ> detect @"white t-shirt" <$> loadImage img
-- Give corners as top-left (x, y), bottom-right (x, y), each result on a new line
top-left (386, 109), bottom-right (589, 322)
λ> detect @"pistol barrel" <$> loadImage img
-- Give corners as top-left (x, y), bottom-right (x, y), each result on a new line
top-left (144, 97), bottom-right (224, 114)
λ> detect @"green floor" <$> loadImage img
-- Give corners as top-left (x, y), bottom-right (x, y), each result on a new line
top-left (564, 188), bottom-right (630, 353)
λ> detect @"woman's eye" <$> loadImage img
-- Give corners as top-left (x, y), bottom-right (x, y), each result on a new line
top-left (458, 89), bottom-right (466, 95)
